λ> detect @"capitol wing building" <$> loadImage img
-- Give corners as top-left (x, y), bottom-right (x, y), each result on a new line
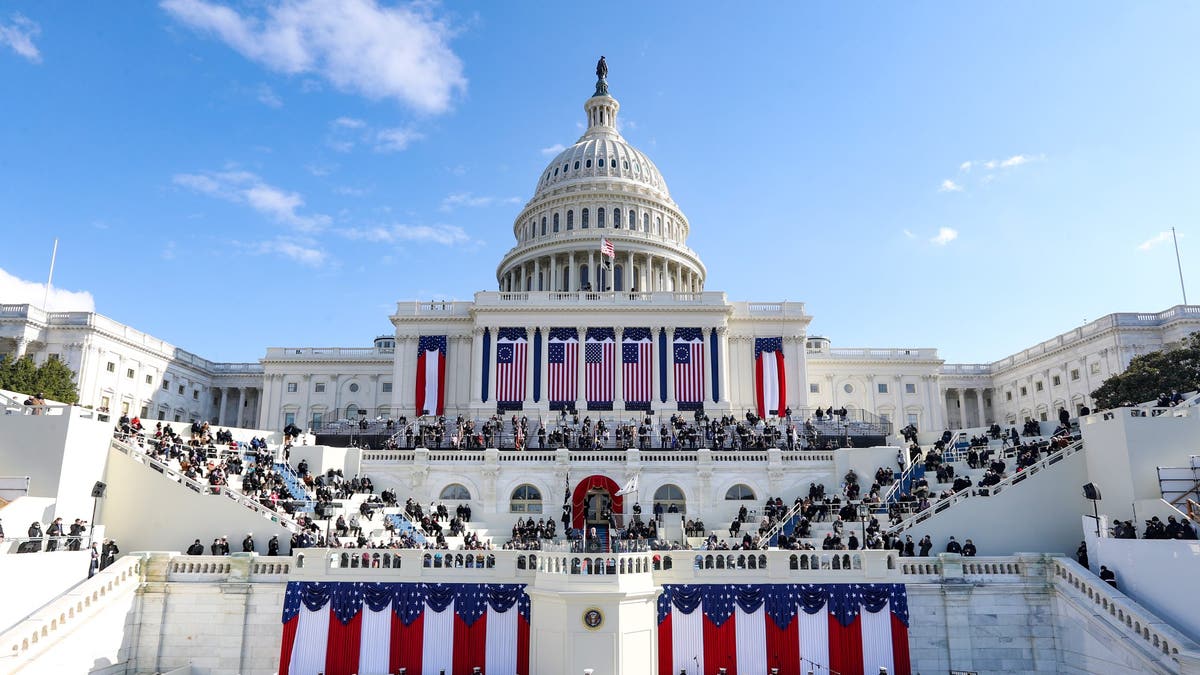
top-left (2, 63), bottom-right (1200, 675)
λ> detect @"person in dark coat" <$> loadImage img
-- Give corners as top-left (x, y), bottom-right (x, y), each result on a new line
top-left (268, 535), bottom-right (280, 556)
top-left (946, 536), bottom-right (963, 554)
top-left (1076, 541), bottom-right (1089, 569)
top-left (961, 539), bottom-right (977, 556)
top-left (918, 535), bottom-right (933, 557)
top-left (242, 533), bottom-right (255, 553)
top-left (187, 539), bottom-right (205, 555)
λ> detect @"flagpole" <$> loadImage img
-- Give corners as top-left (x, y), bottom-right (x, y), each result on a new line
top-left (42, 238), bottom-right (59, 311)
top-left (1172, 227), bottom-right (1188, 305)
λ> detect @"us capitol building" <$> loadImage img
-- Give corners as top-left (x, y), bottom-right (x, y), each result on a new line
top-left (2, 65), bottom-right (1198, 437)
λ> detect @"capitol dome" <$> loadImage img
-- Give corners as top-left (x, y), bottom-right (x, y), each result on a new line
top-left (496, 60), bottom-right (705, 294)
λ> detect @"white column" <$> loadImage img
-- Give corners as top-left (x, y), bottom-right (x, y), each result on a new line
top-left (894, 375), bottom-right (904, 427)
top-left (646, 254), bottom-right (654, 290)
top-left (215, 387), bottom-right (225, 425)
top-left (235, 388), bottom-right (246, 427)
top-left (533, 258), bottom-right (541, 291)
top-left (614, 327), bottom-right (625, 410)
top-left (956, 389), bottom-right (966, 429)
top-left (577, 325), bottom-right (588, 407)
top-left (588, 251), bottom-right (596, 290)
top-left (549, 256), bottom-right (557, 292)
top-left (569, 252), bottom-right (577, 291)
top-left (976, 389), bottom-right (986, 426)
top-left (665, 327), bottom-right (676, 410)
top-left (674, 262), bottom-right (681, 293)
top-left (627, 250), bottom-right (635, 291)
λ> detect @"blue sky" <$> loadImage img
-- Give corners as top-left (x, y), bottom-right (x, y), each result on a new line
top-left (1, 2), bottom-right (1197, 364)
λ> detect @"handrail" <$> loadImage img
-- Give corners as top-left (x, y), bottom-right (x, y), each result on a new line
top-left (887, 439), bottom-right (1085, 534)
top-left (109, 436), bottom-right (302, 532)
top-left (756, 500), bottom-right (805, 548)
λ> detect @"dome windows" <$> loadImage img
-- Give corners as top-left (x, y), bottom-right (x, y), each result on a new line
top-left (567, 210), bottom-right (574, 230)
top-left (597, 208), bottom-right (606, 228)
top-left (623, 160), bottom-right (629, 170)
top-left (553, 213), bottom-right (560, 232)
top-left (586, 159), bottom-right (592, 169)
top-left (610, 158), bottom-right (617, 168)
top-left (612, 208), bottom-right (620, 228)
top-left (582, 209), bottom-right (589, 228)
top-left (628, 210), bottom-right (636, 230)
top-left (643, 213), bottom-right (650, 232)
top-left (553, 167), bottom-right (559, 177)
top-left (540, 216), bottom-right (547, 236)
top-left (574, 161), bottom-right (580, 170)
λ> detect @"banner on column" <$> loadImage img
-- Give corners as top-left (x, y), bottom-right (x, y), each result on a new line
top-left (673, 327), bottom-right (705, 410)
top-left (622, 327), bottom-right (653, 410)
top-left (548, 328), bottom-right (579, 410)
top-left (279, 581), bottom-right (531, 675)
top-left (754, 337), bottom-right (786, 419)
top-left (495, 328), bottom-right (528, 410)
top-left (415, 335), bottom-right (447, 417)
top-left (656, 583), bottom-right (911, 675)
top-left (585, 327), bottom-right (615, 410)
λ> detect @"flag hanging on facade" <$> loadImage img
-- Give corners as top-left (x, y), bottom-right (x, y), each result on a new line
top-left (754, 336), bottom-right (786, 418)
top-left (673, 327), bottom-right (705, 409)
top-left (547, 328), bottom-right (578, 408)
top-left (496, 328), bottom-right (528, 405)
top-left (622, 327), bottom-right (653, 409)
top-left (415, 335), bottom-right (447, 417)
top-left (585, 327), bottom-right (615, 408)
top-left (279, 581), bottom-right (531, 675)
top-left (615, 474), bottom-right (639, 496)
top-left (600, 238), bottom-right (615, 258)
top-left (656, 582), bottom-right (911, 675)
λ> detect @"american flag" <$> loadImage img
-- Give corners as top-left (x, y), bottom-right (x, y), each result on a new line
top-left (548, 328), bottom-right (578, 404)
top-left (585, 328), bottom-right (615, 404)
top-left (622, 327), bottom-right (653, 404)
top-left (496, 328), bottom-right (527, 403)
top-left (600, 238), bottom-right (614, 258)
top-left (673, 327), bottom-right (705, 404)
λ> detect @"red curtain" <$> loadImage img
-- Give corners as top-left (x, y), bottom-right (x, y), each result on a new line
top-left (765, 615), bottom-right (799, 675)
top-left (828, 614), bottom-right (864, 675)
top-left (452, 612), bottom-right (488, 675)
top-left (891, 613), bottom-right (912, 675)
top-left (517, 614), bottom-right (531, 675)
top-left (657, 613), bottom-right (673, 675)
top-left (278, 616), bottom-right (298, 675)
top-left (325, 609), bottom-right (362, 675)
top-left (703, 614), bottom-right (738, 675)
top-left (570, 474), bottom-right (624, 530)
top-left (390, 612), bottom-right (423, 675)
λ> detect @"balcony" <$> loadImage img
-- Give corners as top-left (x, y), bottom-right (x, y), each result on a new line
top-left (263, 346), bottom-right (395, 360)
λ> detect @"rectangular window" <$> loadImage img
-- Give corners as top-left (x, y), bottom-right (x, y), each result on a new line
top-left (284, 412), bottom-right (296, 427)
top-left (1090, 362), bottom-right (1101, 375)
top-left (145, 375), bottom-right (153, 384)
top-left (192, 390), bottom-right (199, 400)
top-left (178, 385), bottom-right (185, 395)
top-left (1020, 387), bottom-right (1028, 397)
top-left (312, 412), bottom-right (323, 429)
top-left (1070, 369), bottom-right (1080, 381)
top-left (809, 383), bottom-right (819, 394)
top-left (121, 401), bottom-right (130, 415)
top-left (126, 368), bottom-right (135, 379)
top-left (1035, 381), bottom-right (1044, 392)
top-left (48, 353), bottom-right (59, 362)
top-left (106, 362), bottom-right (115, 373)
top-left (877, 383), bottom-right (889, 394)
top-left (905, 383), bottom-right (916, 394)
top-left (162, 379), bottom-right (169, 390)
top-left (101, 396), bottom-right (110, 410)
top-left (287, 382), bottom-right (298, 393)
top-left (1006, 391), bottom-right (1013, 401)
top-left (174, 414), bottom-right (181, 422)
top-left (1052, 375), bottom-right (1061, 386)
top-left (157, 411), bottom-right (165, 421)
top-left (140, 406), bottom-right (149, 418)
top-left (907, 413), bottom-right (919, 427)
top-left (315, 382), bottom-right (326, 393)
top-left (879, 413), bottom-right (890, 423)
top-left (381, 382), bottom-right (392, 393)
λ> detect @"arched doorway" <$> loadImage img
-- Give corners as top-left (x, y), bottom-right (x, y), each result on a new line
top-left (570, 474), bottom-right (623, 530)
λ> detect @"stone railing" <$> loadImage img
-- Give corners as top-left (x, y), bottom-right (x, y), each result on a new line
top-left (0, 554), bottom-right (142, 666)
top-left (263, 346), bottom-right (393, 359)
top-left (1049, 557), bottom-right (1200, 667)
top-left (474, 290), bottom-right (729, 307)
top-left (164, 554), bottom-right (295, 583)
top-left (362, 446), bottom-right (837, 467)
top-left (808, 347), bottom-right (939, 360)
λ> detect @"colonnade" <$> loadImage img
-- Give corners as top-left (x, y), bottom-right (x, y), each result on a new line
top-left (500, 250), bottom-right (702, 294)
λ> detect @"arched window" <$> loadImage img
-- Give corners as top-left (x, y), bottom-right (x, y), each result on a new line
top-left (553, 167), bottom-right (558, 177)
top-left (629, 210), bottom-right (636, 229)
top-left (623, 160), bottom-right (629, 170)
top-left (613, 209), bottom-right (620, 228)
top-left (724, 484), bottom-right (756, 501)
top-left (553, 213), bottom-right (560, 232)
top-left (643, 213), bottom-right (650, 231)
top-left (654, 484), bottom-right (686, 514)
top-left (598, 208), bottom-right (606, 228)
top-left (567, 210), bottom-right (574, 230)
top-left (511, 484), bottom-right (543, 513)
top-left (563, 163), bottom-right (569, 173)
top-left (582, 209), bottom-right (590, 229)
top-left (586, 159), bottom-right (592, 168)
top-left (540, 217), bottom-right (547, 236)
top-left (655, 216), bottom-right (662, 234)
top-left (580, 264), bottom-right (590, 290)
top-left (440, 484), bottom-right (471, 500)
top-left (610, 158), bottom-right (616, 168)
top-left (574, 161), bottom-right (580, 170)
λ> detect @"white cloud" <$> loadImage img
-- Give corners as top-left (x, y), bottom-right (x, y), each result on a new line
top-left (0, 267), bottom-right (95, 312)
top-left (160, 0), bottom-right (467, 113)
top-left (332, 116), bottom-right (365, 129)
top-left (0, 13), bottom-right (41, 63)
top-left (162, 241), bottom-right (178, 260)
top-left (173, 169), bottom-right (331, 231)
top-left (959, 161), bottom-right (972, 172)
top-left (304, 162), bottom-right (337, 176)
top-left (233, 237), bottom-right (327, 266)
top-left (374, 126), bottom-right (422, 153)
top-left (256, 83), bottom-right (282, 107)
top-left (902, 229), bottom-right (916, 239)
top-left (340, 223), bottom-right (478, 247)
top-left (1000, 154), bottom-right (1040, 168)
top-left (930, 227), bottom-right (959, 246)
top-left (439, 192), bottom-right (520, 211)
top-left (333, 185), bottom-right (371, 197)
top-left (540, 143), bottom-right (565, 156)
top-left (1138, 231), bottom-right (1180, 252)
top-left (939, 179), bottom-right (963, 193)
